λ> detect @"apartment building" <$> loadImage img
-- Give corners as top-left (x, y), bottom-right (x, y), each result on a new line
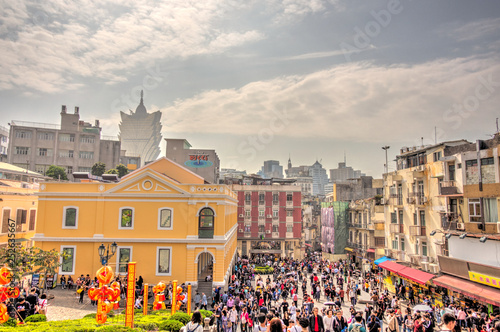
top-left (231, 178), bottom-right (302, 259)
top-left (8, 106), bottom-right (121, 179)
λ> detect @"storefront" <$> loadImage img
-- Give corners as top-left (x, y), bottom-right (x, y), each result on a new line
top-left (378, 260), bottom-right (435, 299)
top-left (433, 275), bottom-right (500, 312)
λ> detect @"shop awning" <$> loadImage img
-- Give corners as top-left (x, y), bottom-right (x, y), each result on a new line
top-left (367, 249), bottom-right (375, 253)
top-left (374, 256), bottom-right (394, 266)
top-left (344, 247), bottom-right (354, 252)
top-left (433, 275), bottom-right (500, 306)
top-left (378, 261), bottom-right (407, 273)
top-left (304, 243), bottom-right (312, 247)
top-left (398, 267), bottom-right (434, 285)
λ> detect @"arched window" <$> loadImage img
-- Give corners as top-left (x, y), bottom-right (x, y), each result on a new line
top-left (198, 208), bottom-right (214, 239)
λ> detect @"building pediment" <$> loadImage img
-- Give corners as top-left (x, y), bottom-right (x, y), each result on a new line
top-left (105, 170), bottom-right (189, 196)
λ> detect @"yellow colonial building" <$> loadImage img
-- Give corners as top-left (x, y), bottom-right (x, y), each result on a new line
top-left (0, 162), bottom-right (48, 248)
top-left (33, 158), bottom-right (238, 287)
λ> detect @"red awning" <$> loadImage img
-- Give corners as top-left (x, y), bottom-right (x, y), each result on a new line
top-left (433, 275), bottom-right (500, 306)
top-left (367, 249), bottom-right (375, 253)
top-left (304, 243), bottom-right (312, 247)
top-left (398, 267), bottom-right (434, 285)
top-left (378, 261), bottom-right (407, 274)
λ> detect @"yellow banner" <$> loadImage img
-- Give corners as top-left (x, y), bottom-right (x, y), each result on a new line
top-left (143, 283), bottom-right (148, 316)
top-left (125, 262), bottom-right (136, 328)
top-left (345, 247), bottom-right (354, 252)
top-left (384, 276), bottom-right (396, 294)
top-left (469, 271), bottom-right (500, 289)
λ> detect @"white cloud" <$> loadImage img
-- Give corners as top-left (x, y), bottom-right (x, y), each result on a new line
top-left (439, 17), bottom-right (500, 43)
top-left (159, 56), bottom-right (500, 144)
top-left (0, 0), bottom-right (266, 93)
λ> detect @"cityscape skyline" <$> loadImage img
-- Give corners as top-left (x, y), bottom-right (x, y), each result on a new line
top-left (1, 1), bottom-right (500, 177)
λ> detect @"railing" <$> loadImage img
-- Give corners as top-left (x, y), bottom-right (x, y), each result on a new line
top-left (409, 225), bottom-right (426, 237)
top-left (441, 214), bottom-right (458, 230)
top-left (439, 181), bottom-right (458, 195)
top-left (389, 223), bottom-right (404, 233)
top-left (11, 120), bottom-right (60, 130)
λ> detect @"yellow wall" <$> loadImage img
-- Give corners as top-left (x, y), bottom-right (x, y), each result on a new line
top-left (0, 184), bottom-right (38, 246)
top-left (34, 158), bottom-right (238, 285)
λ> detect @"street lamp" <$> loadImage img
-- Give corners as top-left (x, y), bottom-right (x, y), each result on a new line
top-left (382, 146), bottom-right (390, 174)
top-left (98, 242), bottom-right (118, 266)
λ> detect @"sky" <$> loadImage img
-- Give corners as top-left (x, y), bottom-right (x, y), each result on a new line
top-left (1, 0), bottom-right (500, 177)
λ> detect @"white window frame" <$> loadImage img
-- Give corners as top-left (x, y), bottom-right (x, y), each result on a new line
top-left (118, 207), bottom-right (135, 229)
top-left (468, 198), bottom-right (481, 222)
top-left (59, 245), bottom-right (76, 275)
top-left (259, 210), bottom-right (265, 217)
top-left (116, 246), bottom-right (133, 275)
top-left (273, 210), bottom-right (279, 218)
top-left (245, 210), bottom-right (251, 217)
top-left (156, 246), bottom-right (172, 276)
top-left (158, 207), bottom-right (174, 230)
top-left (62, 206), bottom-right (78, 229)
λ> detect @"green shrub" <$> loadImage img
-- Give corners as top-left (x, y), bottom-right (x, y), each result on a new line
top-left (169, 312), bottom-right (190, 325)
top-left (160, 319), bottom-right (184, 332)
top-left (135, 321), bottom-right (159, 330)
top-left (83, 313), bottom-right (97, 319)
top-left (25, 314), bottom-right (48, 323)
top-left (254, 266), bottom-right (273, 274)
top-left (198, 310), bottom-right (213, 318)
top-left (95, 326), bottom-right (144, 332)
top-left (1, 318), bottom-right (17, 327)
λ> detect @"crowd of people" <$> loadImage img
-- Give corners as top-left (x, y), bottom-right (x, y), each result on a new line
top-left (189, 254), bottom-right (500, 332)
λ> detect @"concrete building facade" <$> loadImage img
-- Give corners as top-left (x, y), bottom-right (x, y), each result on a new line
top-left (8, 106), bottom-right (121, 180)
top-left (165, 138), bottom-right (220, 184)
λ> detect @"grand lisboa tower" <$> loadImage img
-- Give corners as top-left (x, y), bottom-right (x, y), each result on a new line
top-left (119, 91), bottom-right (162, 166)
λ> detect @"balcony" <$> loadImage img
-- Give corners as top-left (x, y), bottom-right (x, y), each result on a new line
top-left (244, 233), bottom-right (251, 238)
top-left (389, 223), bottom-right (404, 233)
top-left (409, 225), bottom-right (427, 237)
top-left (272, 232), bottom-right (280, 238)
top-left (439, 180), bottom-right (458, 195)
top-left (272, 200), bottom-right (279, 206)
top-left (441, 214), bottom-right (459, 230)
top-left (398, 251), bottom-right (406, 262)
top-left (286, 232), bottom-right (294, 238)
top-left (286, 200), bottom-right (293, 207)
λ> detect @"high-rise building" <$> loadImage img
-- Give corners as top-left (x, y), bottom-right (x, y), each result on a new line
top-left (260, 160), bottom-right (283, 179)
top-left (330, 162), bottom-right (365, 183)
top-left (311, 160), bottom-right (329, 196)
top-left (8, 106), bottom-right (121, 179)
top-left (119, 91), bottom-right (162, 167)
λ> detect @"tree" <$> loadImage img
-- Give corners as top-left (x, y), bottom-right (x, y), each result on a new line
top-left (45, 165), bottom-right (68, 180)
top-left (0, 244), bottom-right (62, 283)
top-left (105, 168), bottom-right (118, 174)
top-left (116, 164), bottom-right (129, 178)
top-left (91, 162), bottom-right (106, 176)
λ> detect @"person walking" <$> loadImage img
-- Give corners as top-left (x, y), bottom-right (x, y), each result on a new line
top-left (309, 307), bottom-right (325, 332)
top-left (201, 293), bottom-right (208, 310)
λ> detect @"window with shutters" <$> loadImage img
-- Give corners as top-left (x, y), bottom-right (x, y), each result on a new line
top-left (63, 207), bottom-right (78, 228)
top-left (1, 209), bottom-right (10, 234)
top-left (16, 209), bottom-right (27, 232)
top-left (29, 209), bottom-right (36, 231)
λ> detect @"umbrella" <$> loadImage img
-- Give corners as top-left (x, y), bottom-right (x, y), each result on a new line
top-left (323, 301), bottom-right (336, 306)
top-left (413, 304), bottom-right (432, 312)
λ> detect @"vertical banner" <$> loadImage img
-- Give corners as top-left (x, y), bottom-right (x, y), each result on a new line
top-left (172, 280), bottom-right (177, 315)
top-left (187, 284), bottom-right (192, 315)
top-left (125, 262), bottom-right (136, 328)
top-left (143, 283), bottom-right (148, 316)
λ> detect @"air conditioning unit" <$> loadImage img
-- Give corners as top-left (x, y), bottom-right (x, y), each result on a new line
top-left (380, 198), bottom-right (385, 205)
top-left (265, 230), bottom-right (271, 234)
top-left (238, 229), bottom-right (243, 233)
top-left (384, 249), bottom-right (392, 257)
top-left (456, 222), bottom-right (465, 231)
top-left (239, 214), bottom-right (244, 217)
top-left (267, 215), bottom-right (272, 218)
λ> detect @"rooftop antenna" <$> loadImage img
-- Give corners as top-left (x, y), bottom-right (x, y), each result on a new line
top-left (421, 137), bottom-right (424, 147)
